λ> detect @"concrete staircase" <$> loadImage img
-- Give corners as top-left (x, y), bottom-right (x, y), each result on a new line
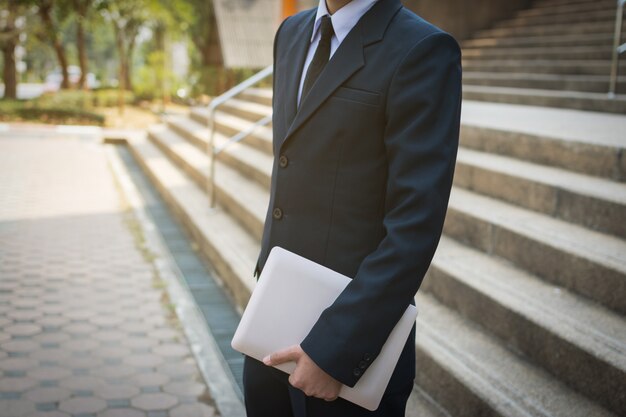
top-left (117, 81), bottom-right (626, 416)
top-left (461, 0), bottom-right (626, 113)
top-left (114, 0), bottom-right (626, 415)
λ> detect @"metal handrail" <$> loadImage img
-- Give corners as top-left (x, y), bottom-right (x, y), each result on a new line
top-left (609, 0), bottom-right (626, 97)
top-left (207, 65), bottom-right (274, 207)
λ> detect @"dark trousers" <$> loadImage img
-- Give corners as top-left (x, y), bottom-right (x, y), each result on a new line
top-left (242, 326), bottom-right (416, 417)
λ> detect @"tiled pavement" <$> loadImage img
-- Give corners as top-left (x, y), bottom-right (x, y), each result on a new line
top-left (0, 134), bottom-right (218, 417)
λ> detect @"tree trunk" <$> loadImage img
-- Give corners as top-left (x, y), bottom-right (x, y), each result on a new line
top-left (114, 25), bottom-right (125, 115)
top-left (1, 1), bottom-right (18, 99)
top-left (75, 1), bottom-right (88, 89)
top-left (124, 35), bottom-right (136, 91)
top-left (2, 42), bottom-right (17, 99)
top-left (39, 1), bottom-right (70, 89)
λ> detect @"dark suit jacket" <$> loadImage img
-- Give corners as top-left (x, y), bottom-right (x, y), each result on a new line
top-left (254, 0), bottom-right (462, 390)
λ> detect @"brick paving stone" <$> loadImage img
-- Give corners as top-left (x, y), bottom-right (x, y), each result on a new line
top-left (4, 324), bottom-right (43, 337)
top-left (0, 377), bottom-right (38, 392)
top-left (25, 411), bottom-right (71, 417)
top-left (0, 398), bottom-right (37, 416)
top-left (1, 340), bottom-right (40, 354)
top-left (58, 396), bottom-right (107, 414)
top-left (29, 348), bottom-right (72, 363)
top-left (156, 361), bottom-right (197, 379)
top-left (131, 392), bottom-right (179, 411)
top-left (170, 402), bottom-right (216, 417)
top-left (162, 380), bottom-right (206, 398)
top-left (35, 317), bottom-right (71, 328)
top-left (32, 333), bottom-right (71, 345)
top-left (90, 364), bottom-right (137, 379)
top-left (61, 323), bottom-right (98, 335)
top-left (90, 331), bottom-right (126, 343)
top-left (93, 384), bottom-right (140, 400)
top-left (149, 328), bottom-right (178, 342)
top-left (57, 356), bottom-right (103, 370)
top-left (27, 366), bottom-right (73, 381)
top-left (152, 343), bottom-right (190, 358)
top-left (58, 376), bottom-right (105, 391)
top-left (0, 135), bottom-right (219, 416)
top-left (92, 346), bottom-right (132, 359)
top-left (120, 338), bottom-right (159, 350)
top-left (7, 310), bottom-right (43, 321)
top-left (130, 373), bottom-right (170, 387)
top-left (97, 409), bottom-right (146, 417)
top-left (0, 357), bottom-right (39, 372)
top-left (122, 354), bottom-right (164, 368)
top-left (23, 386), bottom-right (72, 403)
top-left (58, 338), bottom-right (100, 352)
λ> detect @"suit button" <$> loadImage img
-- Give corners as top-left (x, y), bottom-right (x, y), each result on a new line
top-left (272, 208), bottom-right (283, 220)
top-left (359, 360), bottom-right (367, 369)
top-left (279, 155), bottom-right (289, 168)
top-left (353, 367), bottom-right (362, 377)
top-left (363, 353), bottom-right (372, 362)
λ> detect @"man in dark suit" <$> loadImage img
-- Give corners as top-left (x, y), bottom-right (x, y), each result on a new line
top-left (243, 0), bottom-right (462, 415)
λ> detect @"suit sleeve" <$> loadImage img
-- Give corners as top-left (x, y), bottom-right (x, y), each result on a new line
top-left (299, 31), bottom-right (463, 387)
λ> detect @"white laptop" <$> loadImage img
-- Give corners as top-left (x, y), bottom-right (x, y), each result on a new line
top-left (231, 246), bottom-right (418, 411)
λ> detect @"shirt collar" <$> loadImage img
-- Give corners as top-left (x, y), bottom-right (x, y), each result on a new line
top-left (311, 0), bottom-right (378, 45)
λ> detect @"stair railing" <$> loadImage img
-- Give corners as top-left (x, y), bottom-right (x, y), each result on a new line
top-left (207, 65), bottom-right (274, 208)
top-left (609, 0), bottom-right (626, 97)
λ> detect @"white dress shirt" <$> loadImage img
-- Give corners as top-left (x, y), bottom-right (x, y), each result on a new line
top-left (297, 0), bottom-right (378, 106)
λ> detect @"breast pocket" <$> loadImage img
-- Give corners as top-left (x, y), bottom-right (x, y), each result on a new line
top-left (332, 86), bottom-right (381, 107)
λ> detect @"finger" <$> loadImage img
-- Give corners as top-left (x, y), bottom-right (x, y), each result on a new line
top-left (263, 346), bottom-right (300, 366)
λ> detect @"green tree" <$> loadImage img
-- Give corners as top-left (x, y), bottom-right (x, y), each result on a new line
top-left (160, 0), bottom-right (236, 96)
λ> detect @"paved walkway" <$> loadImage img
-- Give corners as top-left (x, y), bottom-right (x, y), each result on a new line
top-left (0, 133), bottom-right (217, 417)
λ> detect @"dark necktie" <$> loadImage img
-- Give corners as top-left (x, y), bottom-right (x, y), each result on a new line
top-left (301, 15), bottom-right (334, 102)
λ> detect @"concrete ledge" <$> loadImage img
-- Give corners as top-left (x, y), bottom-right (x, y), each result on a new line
top-left (104, 141), bottom-right (246, 417)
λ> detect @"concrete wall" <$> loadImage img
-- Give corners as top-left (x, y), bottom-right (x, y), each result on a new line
top-left (298, 0), bottom-right (533, 41)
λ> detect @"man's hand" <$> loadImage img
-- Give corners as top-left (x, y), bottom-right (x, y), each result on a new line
top-left (263, 345), bottom-right (342, 401)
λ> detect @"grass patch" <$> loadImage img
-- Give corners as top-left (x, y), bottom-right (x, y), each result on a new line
top-left (0, 89), bottom-right (137, 126)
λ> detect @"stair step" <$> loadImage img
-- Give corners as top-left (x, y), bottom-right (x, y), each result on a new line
top-left (463, 33), bottom-right (619, 48)
top-left (164, 115), bottom-right (272, 189)
top-left (220, 98), bottom-right (272, 124)
top-left (463, 72), bottom-right (626, 94)
top-left (188, 107), bottom-right (273, 156)
top-left (517, 0), bottom-right (615, 17)
top-left (414, 292), bottom-right (616, 417)
top-left (477, 21), bottom-right (615, 38)
top-left (494, 9), bottom-right (615, 28)
top-left (125, 134), bottom-right (258, 308)
top-left (461, 60), bottom-right (626, 76)
top-left (459, 124), bottom-right (625, 184)
top-left (425, 237), bottom-right (626, 413)
top-left (454, 147), bottom-right (626, 238)
top-left (462, 46), bottom-right (615, 60)
top-left (239, 88), bottom-right (273, 107)
top-left (444, 187), bottom-right (626, 313)
top-left (462, 85), bottom-right (626, 114)
top-left (147, 125), bottom-right (268, 241)
top-left (460, 99), bottom-right (626, 180)
top-left (533, 0), bottom-right (614, 8)
top-left (406, 385), bottom-right (451, 417)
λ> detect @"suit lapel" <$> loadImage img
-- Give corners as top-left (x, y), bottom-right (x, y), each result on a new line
top-left (278, 0), bottom-right (403, 151)
top-left (281, 10), bottom-right (316, 134)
